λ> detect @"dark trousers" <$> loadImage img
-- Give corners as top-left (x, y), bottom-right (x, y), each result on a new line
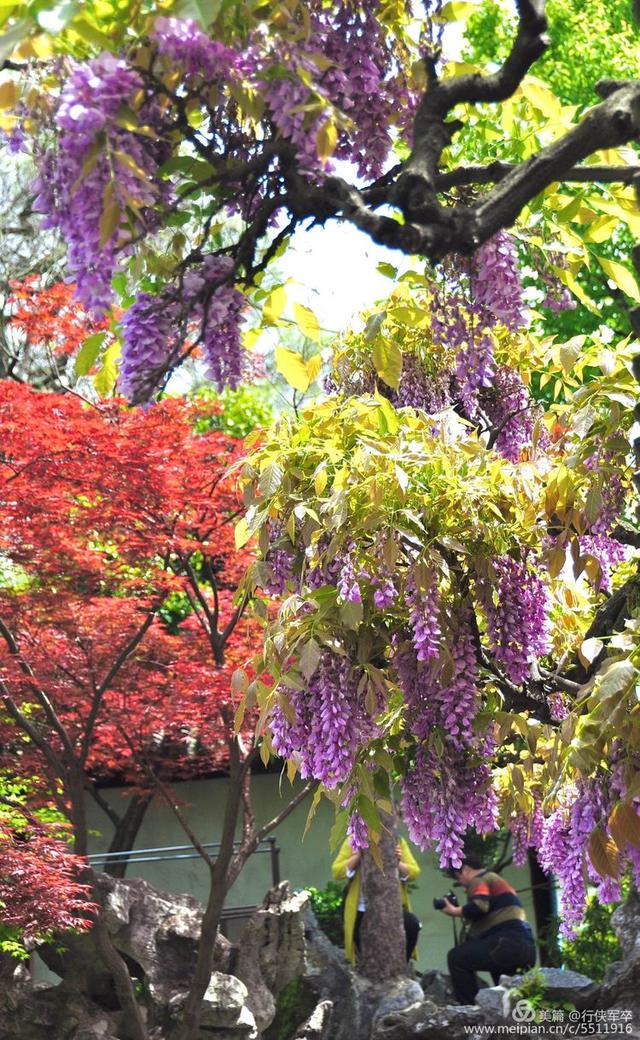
top-left (447, 927), bottom-right (536, 1004)
top-left (353, 908), bottom-right (421, 961)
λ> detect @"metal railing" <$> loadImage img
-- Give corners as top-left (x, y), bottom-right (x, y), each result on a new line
top-left (87, 835), bottom-right (280, 887)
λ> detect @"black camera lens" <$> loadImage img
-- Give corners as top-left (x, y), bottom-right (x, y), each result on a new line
top-left (433, 891), bottom-right (458, 910)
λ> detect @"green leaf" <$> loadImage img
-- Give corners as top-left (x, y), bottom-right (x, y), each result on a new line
top-left (99, 184), bottom-right (121, 247)
top-left (70, 137), bottom-right (104, 194)
top-left (0, 19), bottom-right (29, 65)
top-left (558, 336), bottom-right (585, 374)
top-left (303, 784), bottom-right (323, 839)
top-left (37, 0), bottom-right (78, 33)
top-left (235, 517), bottom-right (250, 549)
top-left (364, 312), bottom-right (385, 342)
top-left (374, 390), bottom-right (399, 434)
top-left (299, 638), bottom-right (322, 680)
top-left (435, 0), bottom-right (475, 22)
top-left (597, 256), bottom-right (640, 303)
top-left (73, 18), bottom-right (116, 50)
top-left (93, 341), bottom-right (121, 397)
top-left (231, 668), bottom-right (248, 694)
top-left (276, 347), bottom-right (311, 392)
top-left (74, 332), bottom-right (106, 376)
top-left (263, 285), bottom-right (287, 325)
top-left (588, 827), bottom-right (620, 879)
top-left (173, 0), bottom-right (222, 28)
top-left (377, 262), bottom-right (397, 279)
top-left (356, 795), bottom-right (381, 838)
top-left (595, 659), bottom-right (636, 703)
top-left (114, 150), bottom-right (150, 182)
top-left (293, 303), bottom-right (321, 343)
top-left (0, 80), bottom-right (16, 109)
top-left (609, 801), bottom-right (640, 851)
top-left (329, 809), bottom-right (348, 851)
top-left (578, 637), bottom-right (604, 668)
top-left (316, 119), bottom-right (337, 164)
top-left (340, 599), bottom-right (363, 630)
top-left (258, 461), bottom-right (283, 498)
top-left (372, 339), bottom-right (402, 389)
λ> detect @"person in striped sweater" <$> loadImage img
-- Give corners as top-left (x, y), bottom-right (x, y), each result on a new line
top-left (438, 853), bottom-right (537, 1004)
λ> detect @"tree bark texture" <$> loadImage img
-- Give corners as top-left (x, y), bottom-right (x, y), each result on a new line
top-left (359, 816), bottom-right (407, 982)
top-left (104, 793), bottom-right (153, 879)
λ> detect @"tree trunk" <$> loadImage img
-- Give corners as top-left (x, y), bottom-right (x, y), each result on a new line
top-left (104, 793), bottom-right (152, 878)
top-left (527, 848), bottom-right (559, 966)
top-left (359, 817), bottom-right (407, 982)
top-left (69, 767), bottom-right (89, 857)
top-left (172, 738), bottom-right (246, 1040)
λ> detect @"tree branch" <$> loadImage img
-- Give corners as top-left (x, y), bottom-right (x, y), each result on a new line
top-left (225, 779), bottom-right (319, 892)
top-left (435, 162), bottom-right (640, 191)
top-left (116, 726), bottom-right (215, 870)
top-left (389, 0), bottom-right (549, 219)
top-left (85, 781), bottom-right (122, 831)
top-left (0, 616), bottom-right (76, 760)
top-left (80, 609), bottom-right (156, 764)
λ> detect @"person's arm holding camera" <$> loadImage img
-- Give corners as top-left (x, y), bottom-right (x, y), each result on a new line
top-left (441, 897), bottom-right (463, 917)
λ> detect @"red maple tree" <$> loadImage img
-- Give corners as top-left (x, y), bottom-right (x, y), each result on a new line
top-left (0, 809), bottom-right (96, 941)
top-left (7, 277), bottom-right (109, 358)
top-left (0, 383), bottom-right (264, 932)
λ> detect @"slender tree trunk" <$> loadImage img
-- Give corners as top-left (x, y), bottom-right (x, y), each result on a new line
top-left (172, 739), bottom-right (246, 1040)
top-left (69, 767), bottom-right (90, 858)
top-left (527, 849), bottom-right (558, 966)
top-left (359, 816), bottom-right (407, 981)
top-left (104, 793), bottom-right (152, 878)
top-left (92, 911), bottom-right (149, 1040)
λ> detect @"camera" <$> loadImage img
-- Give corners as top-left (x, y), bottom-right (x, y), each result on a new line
top-left (433, 890), bottom-right (458, 910)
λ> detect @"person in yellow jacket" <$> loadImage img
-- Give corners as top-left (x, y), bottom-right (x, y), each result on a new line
top-left (332, 837), bottom-right (421, 966)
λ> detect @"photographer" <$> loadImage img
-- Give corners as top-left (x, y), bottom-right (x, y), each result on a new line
top-left (437, 854), bottom-right (536, 1004)
top-left (332, 837), bottom-right (421, 966)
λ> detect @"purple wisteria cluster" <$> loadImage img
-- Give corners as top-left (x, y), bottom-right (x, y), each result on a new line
top-left (509, 798), bottom-right (543, 867)
top-left (152, 16), bottom-right (241, 78)
top-left (373, 572), bottom-right (398, 609)
top-left (260, 1), bottom-right (415, 177)
top-left (451, 233), bottom-right (525, 417)
top-left (538, 254), bottom-right (577, 313)
top-left (264, 522), bottom-right (296, 595)
top-left (391, 353), bottom-right (452, 413)
top-left (422, 235), bottom-right (535, 443)
top-left (401, 742), bottom-right (498, 867)
top-left (394, 609), bottom-right (498, 866)
top-left (472, 231), bottom-right (525, 332)
top-left (406, 570), bottom-right (441, 662)
top-left (33, 54), bottom-right (170, 312)
top-left (337, 551), bottom-right (363, 604)
top-left (480, 555), bottom-right (551, 685)
top-left (119, 255), bottom-right (248, 404)
top-left (319, 4), bottom-right (409, 178)
top-left (538, 781), bottom-right (614, 937)
top-left (269, 652), bottom-right (376, 789)
top-left (347, 811), bottom-right (369, 851)
top-left (186, 256), bottom-right (247, 390)
top-left (305, 537), bottom-right (343, 591)
top-left (455, 331), bottom-right (496, 417)
top-left (575, 450), bottom-right (629, 593)
top-left (579, 534), bottom-right (628, 594)
top-left (478, 366), bottom-right (537, 462)
top-left (119, 292), bottom-right (178, 404)
top-left (395, 609), bottom-right (478, 749)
